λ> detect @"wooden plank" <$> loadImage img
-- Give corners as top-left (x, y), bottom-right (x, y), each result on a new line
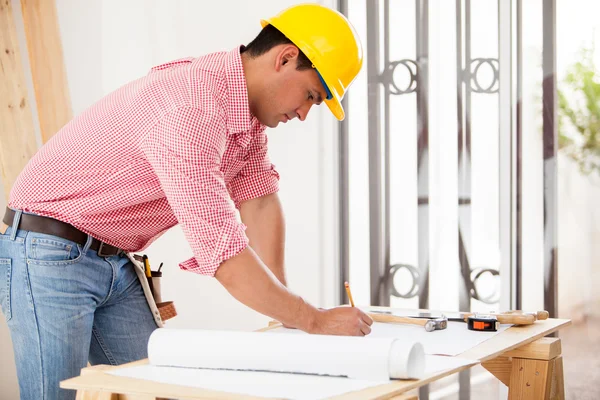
top-left (508, 355), bottom-right (564, 400)
top-left (389, 395), bottom-right (417, 400)
top-left (481, 356), bottom-right (511, 386)
top-left (20, 0), bottom-right (72, 143)
top-left (0, 0), bottom-right (38, 199)
top-left (550, 355), bottom-right (565, 400)
top-left (76, 391), bottom-right (118, 400)
top-left (61, 371), bottom-right (265, 400)
top-left (75, 391), bottom-right (154, 400)
top-left (504, 337), bottom-right (561, 360)
top-left (76, 364), bottom-right (154, 400)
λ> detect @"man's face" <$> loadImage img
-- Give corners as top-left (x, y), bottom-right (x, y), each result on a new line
top-left (254, 46), bottom-right (326, 128)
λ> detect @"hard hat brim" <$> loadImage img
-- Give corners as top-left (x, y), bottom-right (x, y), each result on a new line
top-left (325, 96), bottom-right (345, 121)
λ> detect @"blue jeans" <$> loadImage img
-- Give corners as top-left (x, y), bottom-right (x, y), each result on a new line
top-left (0, 210), bottom-right (158, 400)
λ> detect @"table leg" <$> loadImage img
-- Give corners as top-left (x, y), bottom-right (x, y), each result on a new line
top-left (508, 355), bottom-right (564, 399)
top-left (481, 337), bottom-right (565, 400)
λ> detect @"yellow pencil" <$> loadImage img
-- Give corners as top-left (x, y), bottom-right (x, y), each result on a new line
top-left (344, 281), bottom-right (355, 307)
top-left (143, 255), bottom-right (152, 278)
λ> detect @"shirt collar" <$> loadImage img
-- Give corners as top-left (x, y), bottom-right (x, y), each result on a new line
top-left (224, 46), bottom-right (263, 135)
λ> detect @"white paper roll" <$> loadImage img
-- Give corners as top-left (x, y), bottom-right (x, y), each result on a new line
top-left (388, 340), bottom-right (425, 379)
top-left (148, 328), bottom-right (425, 381)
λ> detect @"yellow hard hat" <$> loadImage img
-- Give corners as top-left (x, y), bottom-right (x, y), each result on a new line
top-left (261, 4), bottom-right (363, 121)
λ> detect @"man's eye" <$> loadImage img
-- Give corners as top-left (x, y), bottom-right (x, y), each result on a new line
top-left (308, 92), bottom-right (314, 100)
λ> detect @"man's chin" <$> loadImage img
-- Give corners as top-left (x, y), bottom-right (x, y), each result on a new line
top-left (265, 120), bottom-right (279, 128)
top-left (255, 115), bottom-right (278, 128)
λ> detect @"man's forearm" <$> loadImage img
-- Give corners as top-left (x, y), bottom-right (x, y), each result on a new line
top-left (239, 193), bottom-right (286, 285)
top-left (215, 246), bottom-right (313, 330)
top-left (215, 245), bottom-right (374, 337)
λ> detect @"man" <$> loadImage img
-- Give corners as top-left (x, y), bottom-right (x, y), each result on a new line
top-left (0, 4), bottom-right (372, 400)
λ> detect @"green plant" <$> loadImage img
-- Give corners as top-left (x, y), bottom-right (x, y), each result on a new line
top-left (558, 46), bottom-right (600, 176)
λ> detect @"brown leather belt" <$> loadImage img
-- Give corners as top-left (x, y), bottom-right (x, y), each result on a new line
top-left (2, 208), bottom-right (124, 257)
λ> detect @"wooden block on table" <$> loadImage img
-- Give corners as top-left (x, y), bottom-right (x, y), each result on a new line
top-left (504, 337), bottom-right (561, 360)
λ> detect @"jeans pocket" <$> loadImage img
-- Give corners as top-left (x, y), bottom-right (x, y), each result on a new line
top-left (26, 233), bottom-right (84, 267)
top-left (0, 258), bottom-right (11, 321)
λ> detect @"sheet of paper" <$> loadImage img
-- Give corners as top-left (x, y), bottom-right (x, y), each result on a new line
top-left (423, 355), bottom-right (477, 375)
top-left (272, 320), bottom-right (510, 356)
top-left (148, 328), bottom-right (425, 380)
top-left (370, 321), bottom-right (510, 356)
top-left (112, 365), bottom-right (381, 400)
top-left (110, 355), bottom-right (477, 400)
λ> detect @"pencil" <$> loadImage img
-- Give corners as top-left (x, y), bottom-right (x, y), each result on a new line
top-left (142, 255), bottom-right (155, 297)
top-left (143, 255), bottom-right (152, 278)
top-left (344, 281), bottom-right (355, 307)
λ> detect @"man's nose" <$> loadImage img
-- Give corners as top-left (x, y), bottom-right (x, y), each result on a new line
top-left (296, 103), bottom-right (313, 121)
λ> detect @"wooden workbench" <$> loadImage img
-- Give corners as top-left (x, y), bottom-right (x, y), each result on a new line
top-left (60, 308), bottom-right (570, 400)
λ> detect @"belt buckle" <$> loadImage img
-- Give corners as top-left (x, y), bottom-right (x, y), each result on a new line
top-left (97, 241), bottom-right (116, 257)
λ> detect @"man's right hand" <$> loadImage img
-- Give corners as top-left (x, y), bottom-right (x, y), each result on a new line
top-left (309, 307), bottom-right (373, 336)
top-left (215, 247), bottom-right (374, 337)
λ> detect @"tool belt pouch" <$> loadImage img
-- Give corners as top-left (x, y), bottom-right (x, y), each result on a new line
top-left (128, 254), bottom-right (177, 325)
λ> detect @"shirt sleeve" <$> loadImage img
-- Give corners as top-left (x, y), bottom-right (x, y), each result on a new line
top-left (140, 106), bottom-right (248, 276)
top-left (229, 127), bottom-right (280, 209)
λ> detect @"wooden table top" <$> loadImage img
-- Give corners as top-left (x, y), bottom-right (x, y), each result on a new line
top-left (61, 308), bottom-right (571, 399)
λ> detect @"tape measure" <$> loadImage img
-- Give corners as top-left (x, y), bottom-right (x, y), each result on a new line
top-left (467, 315), bottom-right (499, 332)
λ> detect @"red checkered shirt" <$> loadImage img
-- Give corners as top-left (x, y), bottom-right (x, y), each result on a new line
top-left (9, 46), bottom-right (280, 276)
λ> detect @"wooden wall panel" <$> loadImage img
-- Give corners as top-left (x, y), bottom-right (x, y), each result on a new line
top-left (21, 0), bottom-right (72, 143)
top-left (0, 0), bottom-right (38, 201)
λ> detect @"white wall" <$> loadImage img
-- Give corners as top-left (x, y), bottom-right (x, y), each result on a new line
top-left (0, 0), bottom-right (341, 395)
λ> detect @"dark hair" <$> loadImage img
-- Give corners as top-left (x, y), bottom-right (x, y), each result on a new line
top-left (242, 24), bottom-right (313, 70)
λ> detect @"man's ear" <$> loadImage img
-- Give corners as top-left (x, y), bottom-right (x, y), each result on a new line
top-left (275, 45), bottom-right (300, 71)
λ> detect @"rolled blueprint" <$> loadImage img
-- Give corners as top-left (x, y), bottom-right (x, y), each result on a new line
top-left (148, 328), bottom-right (425, 381)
